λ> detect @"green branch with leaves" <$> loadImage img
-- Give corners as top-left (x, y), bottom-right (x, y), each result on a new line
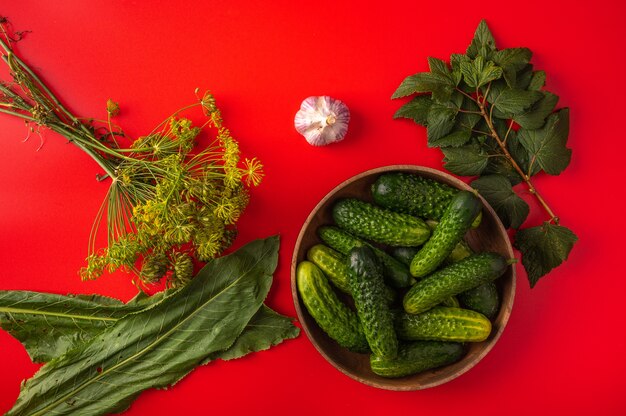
top-left (392, 20), bottom-right (577, 287)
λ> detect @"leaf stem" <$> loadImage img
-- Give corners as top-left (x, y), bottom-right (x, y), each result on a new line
top-left (455, 87), bottom-right (475, 102)
top-left (475, 96), bottom-right (560, 225)
top-left (503, 119), bottom-right (514, 145)
top-left (482, 82), bottom-right (492, 106)
top-left (456, 108), bottom-right (482, 115)
top-left (471, 128), bottom-right (491, 136)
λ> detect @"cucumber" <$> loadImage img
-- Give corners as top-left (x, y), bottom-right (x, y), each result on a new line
top-left (318, 226), bottom-right (415, 288)
top-left (410, 191), bottom-right (482, 278)
top-left (404, 253), bottom-right (508, 314)
top-left (395, 306), bottom-right (491, 342)
top-left (318, 225), bottom-right (363, 253)
top-left (307, 244), bottom-right (396, 304)
top-left (347, 246), bottom-right (398, 358)
top-left (425, 219), bottom-right (473, 264)
top-left (422, 225), bottom-right (499, 318)
top-left (458, 282), bottom-right (500, 319)
top-left (307, 244), bottom-right (351, 293)
top-left (390, 245), bottom-right (458, 307)
top-left (370, 341), bottom-right (465, 378)
top-left (372, 173), bottom-right (457, 219)
top-left (371, 172), bottom-right (482, 228)
top-left (391, 246), bottom-right (419, 267)
top-left (332, 198), bottom-right (430, 247)
top-left (471, 211), bottom-right (483, 229)
top-left (296, 261), bottom-right (369, 352)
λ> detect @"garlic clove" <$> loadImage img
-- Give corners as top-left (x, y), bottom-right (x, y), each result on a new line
top-left (294, 96), bottom-right (350, 146)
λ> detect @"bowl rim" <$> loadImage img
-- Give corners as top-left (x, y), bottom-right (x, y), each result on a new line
top-left (290, 164), bottom-right (516, 390)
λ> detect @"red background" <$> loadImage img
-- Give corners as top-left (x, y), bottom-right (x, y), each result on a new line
top-left (1, 1), bottom-right (625, 414)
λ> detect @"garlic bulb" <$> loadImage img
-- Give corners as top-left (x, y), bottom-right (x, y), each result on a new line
top-left (294, 96), bottom-right (350, 146)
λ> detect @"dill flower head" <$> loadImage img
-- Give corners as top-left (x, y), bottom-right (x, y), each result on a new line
top-left (171, 252), bottom-right (194, 287)
top-left (78, 93), bottom-right (264, 289)
top-left (243, 157), bottom-right (264, 187)
top-left (140, 252), bottom-right (169, 284)
top-left (106, 99), bottom-right (120, 117)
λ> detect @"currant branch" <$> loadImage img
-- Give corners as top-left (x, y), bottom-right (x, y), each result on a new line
top-left (462, 85), bottom-right (560, 225)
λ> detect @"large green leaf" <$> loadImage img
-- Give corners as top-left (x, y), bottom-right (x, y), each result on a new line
top-left (472, 174), bottom-right (529, 229)
top-left (488, 86), bottom-right (543, 116)
top-left (208, 305), bottom-right (299, 362)
top-left (0, 291), bottom-right (173, 363)
top-left (428, 57), bottom-right (450, 75)
top-left (492, 48), bottom-right (532, 87)
top-left (431, 126), bottom-right (472, 148)
top-left (427, 57), bottom-right (458, 102)
top-left (506, 130), bottom-right (540, 178)
top-left (442, 143), bottom-right (489, 175)
top-left (518, 108), bottom-right (571, 175)
top-left (391, 72), bottom-right (453, 102)
top-left (0, 291), bottom-right (297, 366)
top-left (426, 102), bottom-right (457, 144)
top-left (460, 55), bottom-right (502, 88)
top-left (392, 73), bottom-right (430, 99)
top-left (466, 20), bottom-right (497, 60)
top-left (528, 70), bottom-right (546, 91)
top-left (393, 95), bottom-right (432, 126)
top-left (513, 64), bottom-right (534, 90)
top-left (514, 91), bottom-right (559, 130)
top-left (515, 223), bottom-right (578, 287)
top-left (7, 237), bottom-right (281, 416)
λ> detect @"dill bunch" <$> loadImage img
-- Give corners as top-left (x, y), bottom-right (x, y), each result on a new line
top-left (0, 19), bottom-right (263, 288)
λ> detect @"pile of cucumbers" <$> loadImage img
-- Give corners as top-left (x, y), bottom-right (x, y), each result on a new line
top-left (297, 172), bottom-right (510, 378)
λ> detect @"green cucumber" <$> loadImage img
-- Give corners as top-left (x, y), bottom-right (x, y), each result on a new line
top-left (347, 246), bottom-right (398, 358)
top-left (371, 172), bottom-right (482, 228)
top-left (370, 341), bottom-right (465, 378)
top-left (395, 225), bottom-right (473, 267)
top-left (471, 211), bottom-right (483, 229)
top-left (318, 226), bottom-right (415, 288)
top-left (372, 173), bottom-right (457, 219)
top-left (391, 246), bottom-right (419, 267)
top-left (390, 245), bottom-right (458, 307)
top-left (318, 225), bottom-right (363, 254)
top-left (424, 222), bottom-right (500, 319)
top-left (410, 191), bottom-right (482, 278)
top-left (307, 244), bottom-right (396, 304)
top-left (395, 306), bottom-right (491, 342)
top-left (425, 219), bottom-right (473, 264)
top-left (422, 225), bottom-right (499, 318)
top-left (458, 282), bottom-right (500, 319)
top-left (296, 261), bottom-right (369, 352)
top-left (404, 253), bottom-right (508, 314)
top-left (307, 244), bottom-right (351, 293)
top-left (332, 198), bottom-right (430, 247)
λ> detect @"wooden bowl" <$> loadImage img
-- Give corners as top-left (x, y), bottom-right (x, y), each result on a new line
top-left (291, 165), bottom-right (515, 391)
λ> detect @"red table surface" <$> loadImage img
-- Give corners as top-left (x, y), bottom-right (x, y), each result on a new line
top-left (1, 1), bottom-right (625, 415)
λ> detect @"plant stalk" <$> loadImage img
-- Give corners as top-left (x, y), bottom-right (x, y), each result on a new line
top-left (48, 123), bottom-right (116, 179)
top-left (473, 90), bottom-right (560, 225)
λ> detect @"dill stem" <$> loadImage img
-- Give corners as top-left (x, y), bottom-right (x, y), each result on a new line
top-left (49, 123), bottom-right (116, 179)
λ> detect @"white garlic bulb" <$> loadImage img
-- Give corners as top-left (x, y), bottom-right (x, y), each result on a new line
top-left (294, 96), bottom-right (350, 146)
